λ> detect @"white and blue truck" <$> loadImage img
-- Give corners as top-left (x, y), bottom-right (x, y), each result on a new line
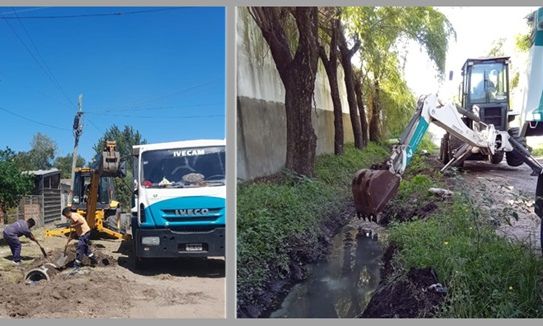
top-left (130, 139), bottom-right (225, 267)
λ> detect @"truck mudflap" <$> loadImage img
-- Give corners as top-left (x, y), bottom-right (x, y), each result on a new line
top-left (133, 226), bottom-right (225, 258)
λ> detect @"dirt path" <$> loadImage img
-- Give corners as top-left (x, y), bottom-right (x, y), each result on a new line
top-left (0, 230), bottom-right (225, 318)
top-left (450, 159), bottom-right (542, 252)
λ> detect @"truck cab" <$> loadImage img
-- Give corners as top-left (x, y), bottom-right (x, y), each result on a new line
top-left (131, 139), bottom-right (225, 267)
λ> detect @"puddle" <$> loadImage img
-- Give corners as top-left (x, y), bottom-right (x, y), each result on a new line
top-left (270, 221), bottom-right (384, 318)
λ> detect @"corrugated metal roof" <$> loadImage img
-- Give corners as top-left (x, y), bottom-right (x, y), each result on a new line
top-left (22, 168), bottom-right (60, 176)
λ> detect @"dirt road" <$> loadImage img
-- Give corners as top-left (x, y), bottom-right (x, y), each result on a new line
top-left (453, 158), bottom-right (543, 252)
top-left (0, 231), bottom-right (225, 319)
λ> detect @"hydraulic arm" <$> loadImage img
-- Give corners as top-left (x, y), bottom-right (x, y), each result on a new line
top-left (352, 94), bottom-right (543, 220)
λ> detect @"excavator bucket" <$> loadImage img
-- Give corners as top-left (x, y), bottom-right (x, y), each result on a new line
top-left (352, 168), bottom-right (401, 218)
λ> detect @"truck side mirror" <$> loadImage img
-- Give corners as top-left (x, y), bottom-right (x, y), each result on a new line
top-left (449, 70), bottom-right (454, 81)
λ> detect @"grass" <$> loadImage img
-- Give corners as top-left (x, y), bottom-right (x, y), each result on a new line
top-left (387, 156), bottom-right (543, 318)
top-left (532, 146), bottom-right (543, 157)
top-left (236, 143), bottom-right (390, 308)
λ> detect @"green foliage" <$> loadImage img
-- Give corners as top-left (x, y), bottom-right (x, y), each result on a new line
top-left (487, 37), bottom-right (506, 57)
top-left (53, 153), bottom-right (86, 179)
top-left (13, 132), bottom-right (58, 171)
top-left (515, 33), bottom-right (531, 52)
top-left (389, 194), bottom-right (543, 317)
top-left (237, 143), bottom-right (389, 306)
top-left (93, 125), bottom-right (145, 209)
top-left (532, 146), bottom-right (543, 157)
top-left (342, 6), bottom-right (455, 140)
top-left (0, 147), bottom-right (33, 212)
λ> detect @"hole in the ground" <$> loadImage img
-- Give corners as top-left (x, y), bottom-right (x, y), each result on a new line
top-left (25, 270), bottom-right (48, 282)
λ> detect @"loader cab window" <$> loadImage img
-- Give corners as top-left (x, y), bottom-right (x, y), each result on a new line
top-left (468, 62), bottom-right (508, 104)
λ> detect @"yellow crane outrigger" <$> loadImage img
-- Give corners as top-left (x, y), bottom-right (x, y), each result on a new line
top-left (46, 141), bottom-right (130, 240)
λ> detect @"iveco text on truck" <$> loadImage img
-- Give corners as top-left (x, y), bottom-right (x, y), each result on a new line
top-left (131, 139), bottom-right (226, 267)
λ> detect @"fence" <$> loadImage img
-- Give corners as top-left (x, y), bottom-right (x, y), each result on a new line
top-left (8, 190), bottom-right (62, 226)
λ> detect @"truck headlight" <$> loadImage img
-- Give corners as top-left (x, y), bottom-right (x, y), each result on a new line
top-left (533, 113), bottom-right (541, 121)
top-left (141, 236), bottom-right (160, 246)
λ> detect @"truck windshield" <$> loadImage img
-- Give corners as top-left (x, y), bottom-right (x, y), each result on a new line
top-left (141, 146), bottom-right (225, 188)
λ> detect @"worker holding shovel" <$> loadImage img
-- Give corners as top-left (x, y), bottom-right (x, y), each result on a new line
top-left (2, 218), bottom-right (44, 265)
top-left (61, 207), bottom-right (97, 272)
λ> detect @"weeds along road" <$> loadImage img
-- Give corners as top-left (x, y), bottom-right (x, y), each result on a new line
top-left (0, 231), bottom-right (225, 318)
top-left (455, 157), bottom-right (543, 253)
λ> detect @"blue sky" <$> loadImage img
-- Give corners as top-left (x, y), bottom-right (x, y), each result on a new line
top-left (0, 7), bottom-right (225, 162)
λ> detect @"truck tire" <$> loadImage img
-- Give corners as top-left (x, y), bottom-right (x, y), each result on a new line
top-left (490, 151), bottom-right (504, 164)
top-left (506, 127), bottom-right (527, 167)
top-left (440, 134), bottom-right (450, 164)
top-left (130, 217), bottom-right (147, 270)
top-left (448, 135), bottom-right (465, 168)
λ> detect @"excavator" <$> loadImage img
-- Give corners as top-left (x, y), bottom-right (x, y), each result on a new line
top-left (46, 141), bottom-right (130, 240)
top-left (352, 92), bottom-right (543, 252)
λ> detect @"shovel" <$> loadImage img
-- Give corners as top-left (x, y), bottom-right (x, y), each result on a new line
top-left (34, 239), bottom-right (47, 258)
top-left (54, 229), bottom-right (73, 268)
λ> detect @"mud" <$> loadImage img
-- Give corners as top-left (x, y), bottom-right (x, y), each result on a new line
top-left (269, 222), bottom-right (385, 318)
top-left (237, 204), bottom-right (356, 318)
top-left (360, 266), bottom-right (445, 318)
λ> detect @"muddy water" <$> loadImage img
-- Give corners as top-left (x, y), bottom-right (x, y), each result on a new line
top-left (270, 221), bottom-right (384, 318)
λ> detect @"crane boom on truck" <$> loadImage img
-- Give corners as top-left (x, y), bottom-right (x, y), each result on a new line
top-left (352, 94), bottom-right (543, 251)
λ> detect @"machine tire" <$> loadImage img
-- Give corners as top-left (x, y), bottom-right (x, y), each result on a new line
top-left (448, 135), bottom-right (465, 168)
top-left (506, 127), bottom-right (527, 167)
top-left (440, 134), bottom-right (450, 164)
top-left (490, 151), bottom-right (504, 164)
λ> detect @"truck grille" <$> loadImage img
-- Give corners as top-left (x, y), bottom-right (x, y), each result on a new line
top-left (161, 207), bottom-right (222, 222)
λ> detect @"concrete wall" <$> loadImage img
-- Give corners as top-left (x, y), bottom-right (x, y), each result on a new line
top-left (237, 8), bottom-right (356, 180)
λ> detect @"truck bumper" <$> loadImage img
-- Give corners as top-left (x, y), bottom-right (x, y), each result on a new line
top-left (133, 227), bottom-right (225, 258)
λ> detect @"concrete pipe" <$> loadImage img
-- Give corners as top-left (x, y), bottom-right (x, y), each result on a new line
top-left (24, 263), bottom-right (59, 283)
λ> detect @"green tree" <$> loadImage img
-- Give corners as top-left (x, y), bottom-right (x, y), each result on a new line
top-left (343, 6), bottom-right (455, 140)
top-left (53, 154), bottom-right (86, 179)
top-left (487, 37), bottom-right (506, 57)
top-left (13, 133), bottom-right (58, 171)
top-left (93, 125), bottom-right (146, 209)
top-left (249, 7), bottom-right (320, 176)
top-left (0, 147), bottom-right (33, 220)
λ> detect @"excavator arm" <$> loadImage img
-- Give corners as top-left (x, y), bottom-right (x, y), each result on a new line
top-left (353, 94), bottom-right (543, 222)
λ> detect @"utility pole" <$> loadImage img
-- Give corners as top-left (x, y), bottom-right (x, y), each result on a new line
top-left (68, 94), bottom-right (84, 205)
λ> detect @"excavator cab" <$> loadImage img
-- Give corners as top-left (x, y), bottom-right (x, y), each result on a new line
top-left (460, 57), bottom-right (514, 132)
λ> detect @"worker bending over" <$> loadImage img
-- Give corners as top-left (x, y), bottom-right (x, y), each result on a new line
top-left (61, 207), bottom-right (97, 270)
top-left (2, 218), bottom-right (38, 265)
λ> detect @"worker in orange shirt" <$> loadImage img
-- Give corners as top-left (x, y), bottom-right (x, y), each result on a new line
top-left (61, 207), bottom-right (97, 271)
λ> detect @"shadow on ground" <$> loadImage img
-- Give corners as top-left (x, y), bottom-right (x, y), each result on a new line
top-left (114, 240), bottom-right (225, 278)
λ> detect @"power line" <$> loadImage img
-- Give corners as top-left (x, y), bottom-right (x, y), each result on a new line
top-left (3, 15), bottom-right (74, 108)
top-left (0, 8), bottom-right (178, 20)
top-left (0, 105), bottom-right (70, 131)
top-left (127, 80), bottom-right (222, 108)
top-left (84, 112), bottom-right (224, 119)
top-left (12, 9), bottom-right (75, 107)
top-left (85, 102), bottom-right (223, 114)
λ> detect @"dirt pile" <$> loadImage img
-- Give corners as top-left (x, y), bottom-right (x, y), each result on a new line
top-left (30, 243), bottom-right (117, 269)
top-left (360, 267), bottom-right (446, 318)
top-left (0, 271), bottom-right (131, 318)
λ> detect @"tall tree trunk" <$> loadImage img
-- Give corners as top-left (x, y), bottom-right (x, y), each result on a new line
top-left (249, 7), bottom-right (319, 176)
top-left (319, 18), bottom-right (343, 155)
top-left (338, 24), bottom-right (363, 149)
top-left (354, 70), bottom-right (369, 147)
top-left (369, 79), bottom-right (381, 141)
